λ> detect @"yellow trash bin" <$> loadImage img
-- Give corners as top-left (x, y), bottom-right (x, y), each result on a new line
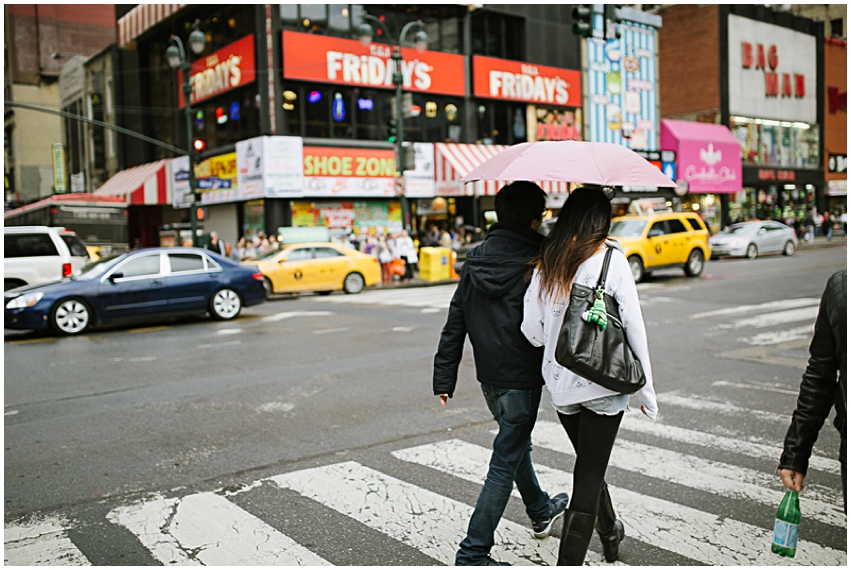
top-left (419, 247), bottom-right (452, 282)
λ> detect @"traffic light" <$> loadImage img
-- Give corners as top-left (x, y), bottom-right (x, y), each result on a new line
top-left (605, 4), bottom-right (623, 40)
top-left (387, 118), bottom-right (398, 143)
top-left (572, 5), bottom-right (593, 38)
top-left (193, 138), bottom-right (206, 152)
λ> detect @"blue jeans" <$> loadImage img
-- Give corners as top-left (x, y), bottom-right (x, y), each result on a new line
top-left (456, 385), bottom-right (551, 565)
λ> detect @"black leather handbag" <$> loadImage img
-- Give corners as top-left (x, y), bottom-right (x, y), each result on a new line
top-left (554, 246), bottom-right (646, 394)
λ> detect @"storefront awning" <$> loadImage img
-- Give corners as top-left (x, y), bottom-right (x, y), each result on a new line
top-left (434, 143), bottom-right (570, 197)
top-left (118, 4), bottom-right (185, 48)
top-left (661, 120), bottom-right (742, 194)
top-left (94, 159), bottom-right (173, 206)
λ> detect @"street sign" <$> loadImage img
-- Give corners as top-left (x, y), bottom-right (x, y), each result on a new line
top-left (52, 143), bottom-right (66, 193)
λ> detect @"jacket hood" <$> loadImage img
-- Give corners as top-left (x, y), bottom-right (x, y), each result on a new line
top-left (465, 223), bottom-right (542, 298)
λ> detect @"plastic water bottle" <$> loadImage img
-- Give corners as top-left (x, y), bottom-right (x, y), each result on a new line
top-left (771, 489), bottom-right (800, 558)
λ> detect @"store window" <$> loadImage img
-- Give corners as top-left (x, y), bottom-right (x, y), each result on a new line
top-left (471, 11), bottom-right (524, 60)
top-left (280, 3), bottom-right (364, 38)
top-left (193, 86), bottom-right (262, 150)
top-left (730, 117), bottom-right (819, 169)
top-left (475, 101), bottom-right (529, 145)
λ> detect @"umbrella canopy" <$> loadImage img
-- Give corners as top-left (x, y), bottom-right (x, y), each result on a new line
top-left (460, 141), bottom-right (676, 189)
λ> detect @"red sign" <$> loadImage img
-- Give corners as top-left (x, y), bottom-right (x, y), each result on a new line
top-left (282, 30), bottom-right (466, 97)
top-left (178, 35), bottom-right (256, 108)
top-left (758, 169), bottom-right (795, 181)
top-left (741, 42), bottom-right (805, 99)
top-left (303, 146), bottom-right (396, 178)
top-left (472, 55), bottom-right (581, 107)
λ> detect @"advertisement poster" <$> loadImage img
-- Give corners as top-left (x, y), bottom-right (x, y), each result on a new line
top-left (291, 200), bottom-right (403, 234)
top-left (302, 146), bottom-right (396, 197)
top-left (403, 142), bottom-right (436, 198)
top-left (171, 155), bottom-right (193, 209)
top-left (195, 152), bottom-right (239, 205)
top-left (264, 136), bottom-right (303, 197)
top-left (236, 136), bottom-right (266, 200)
top-left (586, 17), bottom-right (659, 150)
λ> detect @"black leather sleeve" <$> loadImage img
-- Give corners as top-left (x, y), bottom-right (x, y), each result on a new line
top-left (432, 274), bottom-right (468, 398)
top-left (779, 276), bottom-right (842, 474)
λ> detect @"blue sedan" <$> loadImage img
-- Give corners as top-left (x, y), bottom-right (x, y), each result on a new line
top-left (4, 247), bottom-right (266, 335)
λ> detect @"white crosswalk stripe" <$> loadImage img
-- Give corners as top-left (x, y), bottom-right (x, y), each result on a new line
top-left (313, 285), bottom-right (457, 309)
top-left (4, 518), bottom-right (91, 566)
top-left (392, 439), bottom-right (844, 566)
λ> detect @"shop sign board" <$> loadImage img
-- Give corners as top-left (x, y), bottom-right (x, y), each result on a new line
top-left (171, 155), bottom-right (193, 209)
top-left (282, 30), bottom-right (466, 96)
top-left (472, 55), bottom-right (581, 107)
top-left (52, 143), bottom-right (66, 193)
top-left (195, 152), bottom-right (239, 204)
top-left (828, 154), bottom-right (847, 173)
top-left (403, 142), bottom-right (436, 198)
top-left (303, 146), bottom-right (396, 198)
top-left (236, 137), bottom-right (266, 200)
top-left (585, 19), bottom-right (659, 149)
top-left (179, 35), bottom-right (256, 108)
top-left (727, 15), bottom-right (816, 123)
top-left (235, 136), bottom-right (303, 200)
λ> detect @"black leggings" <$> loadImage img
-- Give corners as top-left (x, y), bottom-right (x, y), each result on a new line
top-left (558, 408), bottom-right (624, 515)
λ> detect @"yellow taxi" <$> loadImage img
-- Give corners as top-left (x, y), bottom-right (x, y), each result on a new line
top-left (609, 211), bottom-right (711, 283)
top-left (246, 241), bottom-right (381, 296)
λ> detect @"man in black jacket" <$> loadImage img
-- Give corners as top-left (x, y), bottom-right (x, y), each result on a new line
top-left (434, 182), bottom-right (568, 566)
top-left (779, 269), bottom-right (847, 510)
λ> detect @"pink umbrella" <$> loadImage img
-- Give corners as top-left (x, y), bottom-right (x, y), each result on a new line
top-left (461, 141), bottom-right (676, 188)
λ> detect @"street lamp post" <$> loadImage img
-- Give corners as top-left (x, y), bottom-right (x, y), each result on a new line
top-left (166, 24), bottom-right (206, 247)
top-left (357, 14), bottom-right (429, 233)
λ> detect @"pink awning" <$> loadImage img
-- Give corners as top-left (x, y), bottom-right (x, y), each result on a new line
top-left (661, 120), bottom-right (742, 194)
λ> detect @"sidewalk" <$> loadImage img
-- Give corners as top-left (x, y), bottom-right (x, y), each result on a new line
top-left (796, 233), bottom-right (847, 250)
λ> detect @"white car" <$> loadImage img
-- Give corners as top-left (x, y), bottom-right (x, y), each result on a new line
top-left (709, 221), bottom-right (797, 259)
top-left (4, 226), bottom-right (91, 291)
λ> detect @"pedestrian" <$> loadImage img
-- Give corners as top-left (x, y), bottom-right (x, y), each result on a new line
top-left (268, 234), bottom-right (279, 250)
top-left (205, 231), bottom-right (227, 256)
top-left (377, 235), bottom-right (394, 286)
top-left (433, 181), bottom-right (570, 566)
top-left (236, 237), bottom-right (256, 261)
top-left (397, 230), bottom-right (418, 282)
top-left (804, 211), bottom-right (815, 244)
top-left (440, 228), bottom-right (453, 249)
top-left (778, 269), bottom-right (846, 510)
top-left (521, 186), bottom-right (658, 565)
top-left (823, 214), bottom-right (834, 242)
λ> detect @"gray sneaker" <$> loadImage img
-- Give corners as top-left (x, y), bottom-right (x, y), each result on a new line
top-left (531, 493), bottom-right (569, 539)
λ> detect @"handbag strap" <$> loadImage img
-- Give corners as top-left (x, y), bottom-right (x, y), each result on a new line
top-left (595, 245), bottom-right (614, 291)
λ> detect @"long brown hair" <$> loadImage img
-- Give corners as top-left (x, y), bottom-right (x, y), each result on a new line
top-left (532, 187), bottom-right (611, 301)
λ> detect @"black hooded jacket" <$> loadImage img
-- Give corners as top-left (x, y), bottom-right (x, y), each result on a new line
top-left (433, 223), bottom-right (545, 397)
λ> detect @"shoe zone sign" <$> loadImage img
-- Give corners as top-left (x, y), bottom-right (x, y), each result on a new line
top-left (585, 12), bottom-right (659, 150)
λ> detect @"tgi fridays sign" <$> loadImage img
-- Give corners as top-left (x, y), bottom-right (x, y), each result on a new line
top-left (472, 56), bottom-right (581, 106)
top-left (727, 14), bottom-right (816, 123)
top-left (179, 35), bottom-right (256, 108)
top-left (282, 30), bottom-right (466, 96)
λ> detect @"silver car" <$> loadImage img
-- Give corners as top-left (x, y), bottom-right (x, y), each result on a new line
top-left (709, 221), bottom-right (797, 259)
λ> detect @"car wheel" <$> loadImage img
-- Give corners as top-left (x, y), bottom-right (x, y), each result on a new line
top-left (51, 298), bottom-right (91, 335)
top-left (783, 240), bottom-right (795, 256)
top-left (684, 249), bottom-right (705, 277)
top-left (4, 279), bottom-right (26, 292)
top-left (628, 255), bottom-right (644, 283)
top-left (343, 272), bottom-right (365, 294)
top-left (210, 288), bottom-right (242, 320)
top-left (263, 277), bottom-right (274, 299)
top-left (746, 243), bottom-right (758, 259)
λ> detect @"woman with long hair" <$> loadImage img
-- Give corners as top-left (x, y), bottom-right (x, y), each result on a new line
top-left (521, 187), bottom-right (658, 565)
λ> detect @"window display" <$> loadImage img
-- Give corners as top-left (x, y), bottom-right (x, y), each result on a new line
top-left (730, 117), bottom-right (819, 169)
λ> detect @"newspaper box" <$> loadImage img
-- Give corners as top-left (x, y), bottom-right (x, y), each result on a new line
top-left (419, 247), bottom-right (452, 282)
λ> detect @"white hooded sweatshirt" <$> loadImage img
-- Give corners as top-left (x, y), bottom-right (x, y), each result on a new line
top-left (521, 247), bottom-right (658, 419)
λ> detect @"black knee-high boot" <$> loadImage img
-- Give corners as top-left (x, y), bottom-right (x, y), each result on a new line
top-left (595, 482), bottom-right (625, 562)
top-left (556, 510), bottom-right (596, 566)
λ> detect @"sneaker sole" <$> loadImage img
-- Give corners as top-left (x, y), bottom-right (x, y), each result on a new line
top-left (532, 509), bottom-right (565, 539)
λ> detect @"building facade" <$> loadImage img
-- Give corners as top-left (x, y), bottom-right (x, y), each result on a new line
top-left (4, 4), bottom-right (116, 207)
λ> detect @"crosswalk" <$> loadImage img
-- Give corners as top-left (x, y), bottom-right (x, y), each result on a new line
top-left (6, 402), bottom-right (845, 566)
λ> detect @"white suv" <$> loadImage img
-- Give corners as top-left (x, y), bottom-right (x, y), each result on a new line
top-left (4, 226), bottom-right (91, 291)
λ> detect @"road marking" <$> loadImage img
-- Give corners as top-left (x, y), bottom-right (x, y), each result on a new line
top-left (711, 380), bottom-right (800, 396)
top-left (216, 328), bottom-right (242, 335)
top-left (311, 286), bottom-right (456, 309)
top-left (5, 410), bottom-right (19, 416)
top-left (392, 326), bottom-right (414, 332)
top-left (8, 337), bottom-right (56, 345)
top-left (270, 461), bottom-right (588, 566)
top-left (128, 326), bottom-right (171, 333)
top-left (655, 392), bottom-right (789, 423)
top-left (261, 310), bottom-right (333, 322)
top-left (4, 518), bottom-right (91, 565)
top-left (421, 308), bottom-right (441, 313)
top-left (256, 402), bottom-right (295, 413)
top-left (531, 420), bottom-right (845, 528)
top-left (128, 356), bottom-right (157, 363)
top-left (313, 327), bottom-right (349, 335)
top-left (717, 306), bottom-right (819, 329)
top-left (392, 439), bottom-right (845, 566)
top-left (738, 325), bottom-right (813, 346)
top-left (197, 340), bottom-right (242, 349)
top-left (107, 492), bottom-right (330, 566)
top-left (691, 298), bottom-right (819, 319)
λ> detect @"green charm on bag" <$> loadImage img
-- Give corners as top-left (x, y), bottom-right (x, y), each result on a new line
top-left (582, 289), bottom-right (608, 331)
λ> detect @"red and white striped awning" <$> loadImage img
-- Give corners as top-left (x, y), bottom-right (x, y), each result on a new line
top-left (94, 159), bottom-right (173, 206)
top-left (434, 143), bottom-right (569, 197)
top-left (118, 4), bottom-right (185, 48)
